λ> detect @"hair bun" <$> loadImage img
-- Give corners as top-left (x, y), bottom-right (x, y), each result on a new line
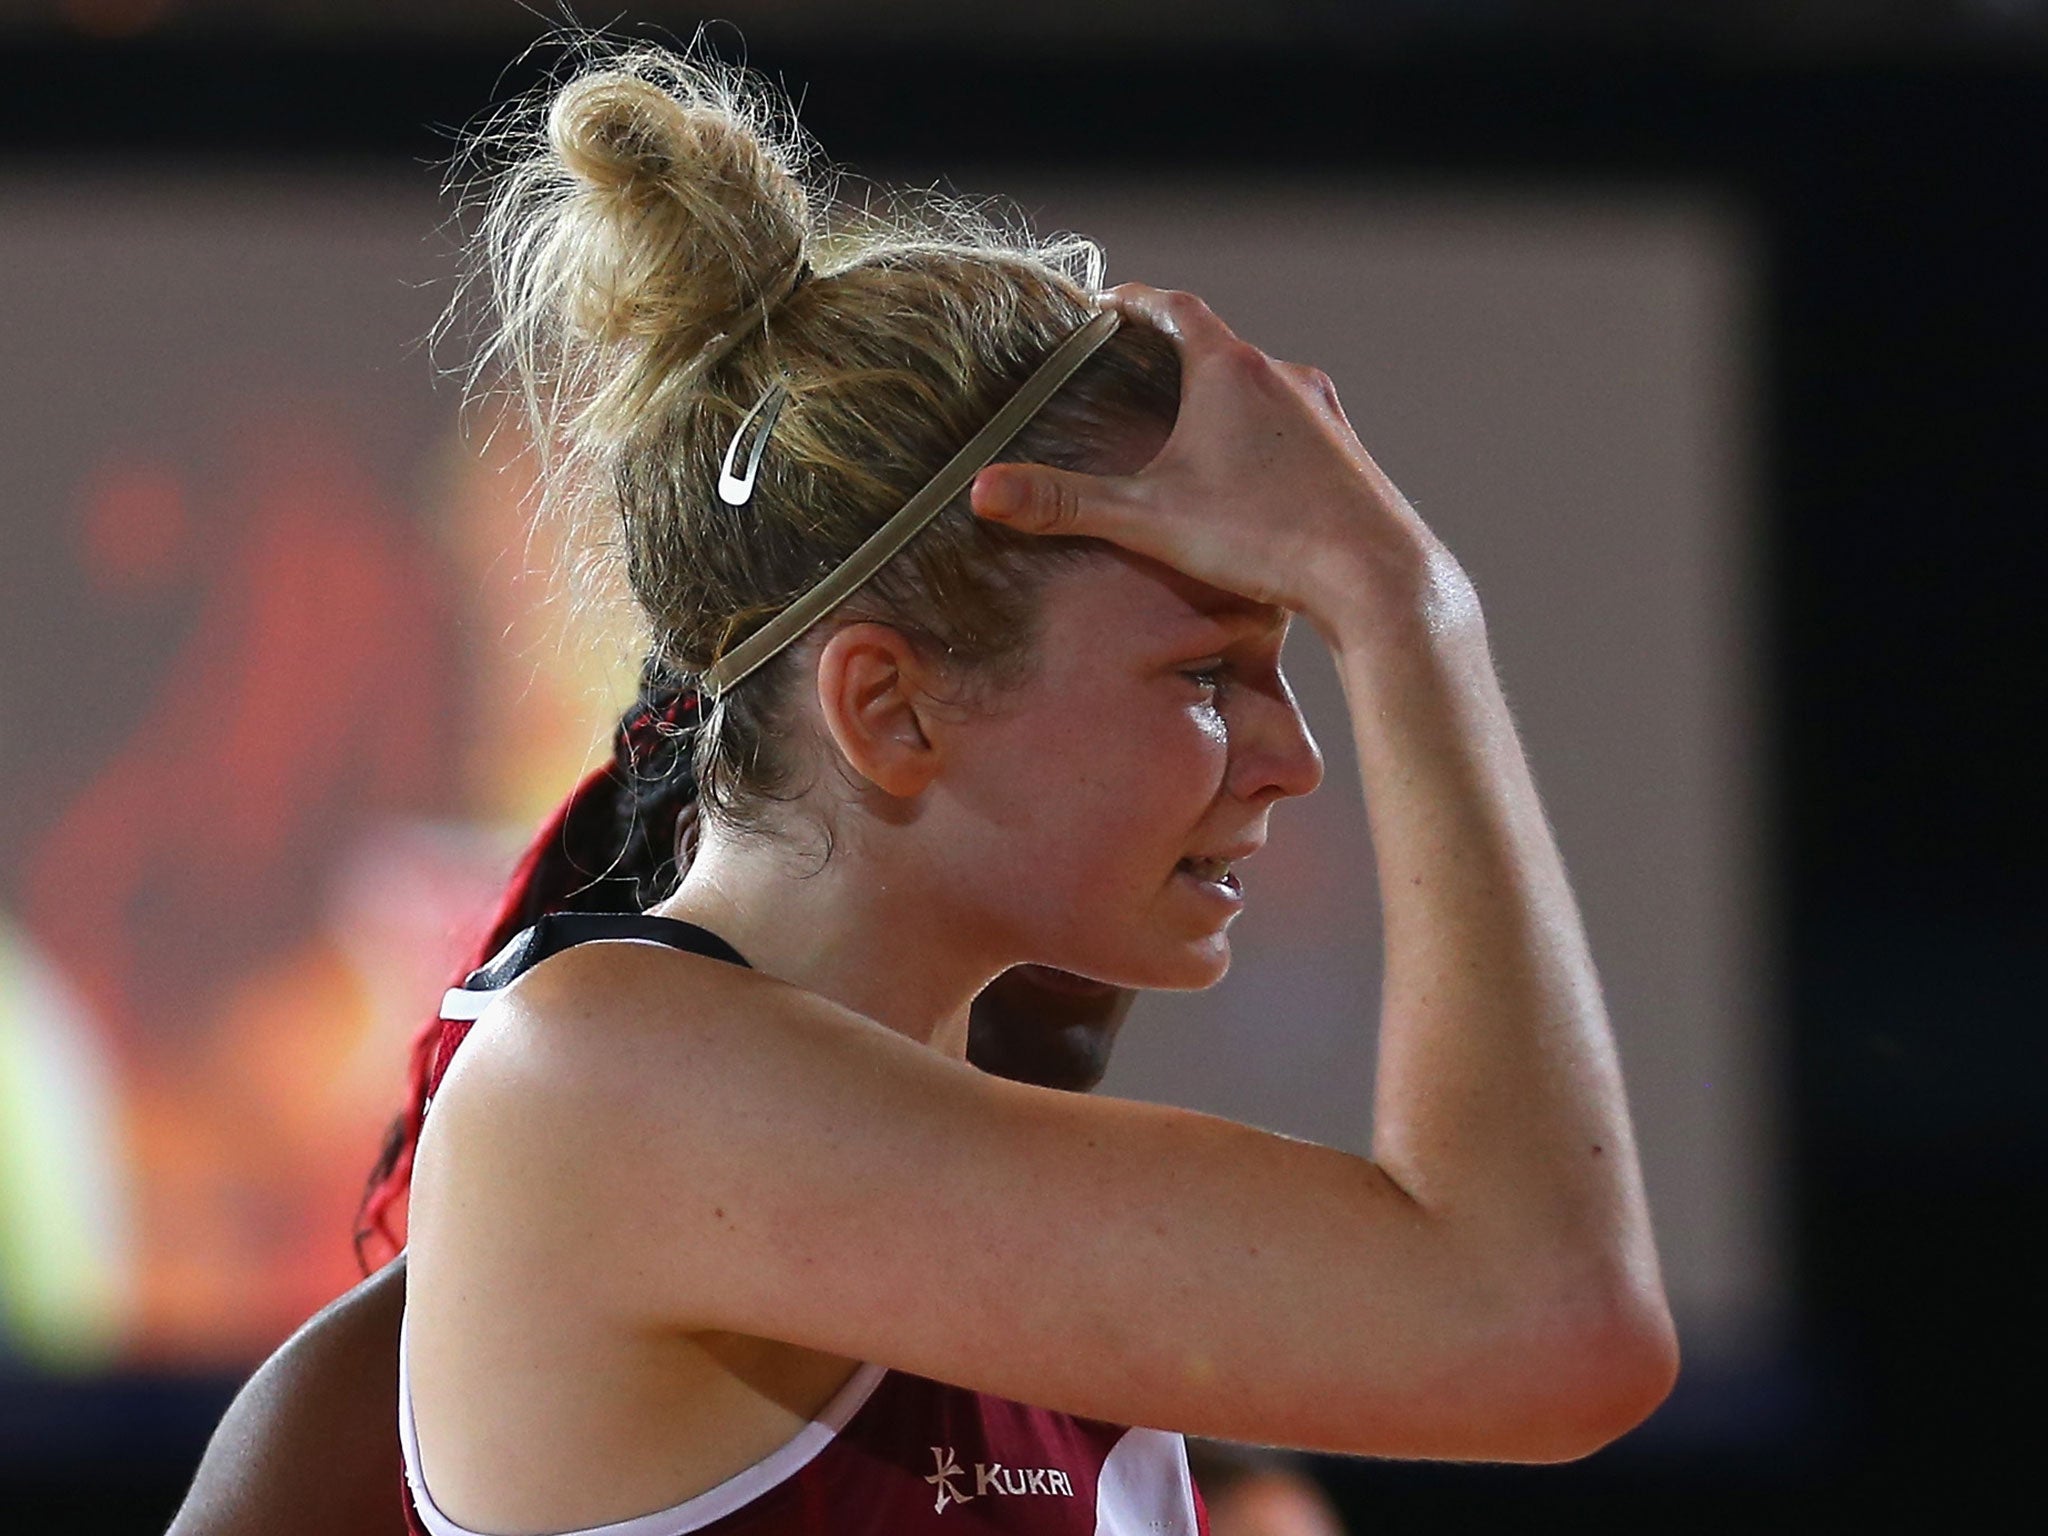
top-left (548, 74), bottom-right (693, 197)
top-left (486, 49), bottom-right (816, 435)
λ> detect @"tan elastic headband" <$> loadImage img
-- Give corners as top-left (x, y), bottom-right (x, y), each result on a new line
top-left (699, 305), bottom-right (1124, 698)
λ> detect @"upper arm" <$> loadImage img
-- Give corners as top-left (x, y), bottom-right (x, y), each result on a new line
top-left (415, 947), bottom-right (1663, 1460)
top-left (167, 1259), bottom-right (409, 1536)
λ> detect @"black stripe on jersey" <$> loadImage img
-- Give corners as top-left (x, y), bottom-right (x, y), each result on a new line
top-left (460, 913), bottom-right (752, 998)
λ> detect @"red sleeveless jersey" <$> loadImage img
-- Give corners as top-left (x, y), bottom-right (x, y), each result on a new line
top-left (400, 914), bottom-right (1211, 1536)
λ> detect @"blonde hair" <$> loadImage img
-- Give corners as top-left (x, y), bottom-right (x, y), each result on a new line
top-left (458, 39), bottom-right (1180, 835)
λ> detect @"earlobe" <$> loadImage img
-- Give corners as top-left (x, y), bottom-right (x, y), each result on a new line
top-left (814, 624), bottom-right (942, 800)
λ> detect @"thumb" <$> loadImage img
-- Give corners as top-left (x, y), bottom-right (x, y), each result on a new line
top-left (970, 463), bottom-right (1129, 537)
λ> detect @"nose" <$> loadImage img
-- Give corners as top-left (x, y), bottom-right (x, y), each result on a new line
top-left (1227, 666), bottom-right (1325, 806)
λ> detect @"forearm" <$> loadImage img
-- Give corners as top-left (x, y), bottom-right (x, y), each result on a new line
top-left (1324, 543), bottom-right (1672, 1367)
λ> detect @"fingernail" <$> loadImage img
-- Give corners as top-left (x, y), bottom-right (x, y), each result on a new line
top-left (974, 469), bottom-right (1024, 519)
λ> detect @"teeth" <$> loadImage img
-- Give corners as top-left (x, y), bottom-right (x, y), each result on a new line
top-left (1183, 857), bottom-right (1232, 882)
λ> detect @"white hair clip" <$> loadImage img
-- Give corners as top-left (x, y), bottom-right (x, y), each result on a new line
top-left (717, 381), bottom-right (791, 507)
top-left (700, 307), bottom-right (1123, 698)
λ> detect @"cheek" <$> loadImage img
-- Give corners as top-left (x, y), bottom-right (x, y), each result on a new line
top-left (963, 674), bottom-right (1229, 900)
top-left (1150, 696), bottom-right (1232, 793)
top-left (1062, 708), bottom-right (1230, 875)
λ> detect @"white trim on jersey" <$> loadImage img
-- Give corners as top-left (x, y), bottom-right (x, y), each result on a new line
top-left (1093, 1425), bottom-right (1204, 1536)
top-left (399, 1311), bottom-right (889, 1536)
top-left (437, 987), bottom-right (493, 1021)
top-left (439, 936), bottom-right (710, 1024)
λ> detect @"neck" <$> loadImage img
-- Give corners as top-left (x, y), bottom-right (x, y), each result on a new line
top-left (650, 816), bottom-right (994, 1056)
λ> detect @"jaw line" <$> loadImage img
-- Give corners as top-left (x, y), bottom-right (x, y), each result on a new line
top-left (1011, 963), bottom-right (1119, 997)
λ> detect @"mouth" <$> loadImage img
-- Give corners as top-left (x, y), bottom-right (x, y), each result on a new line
top-left (1175, 856), bottom-right (1244, 896)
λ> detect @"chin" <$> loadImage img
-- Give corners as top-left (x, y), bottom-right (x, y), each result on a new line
top-left (1112, 934), bottom-right (1232, 993)
top-left (1029, 887), bottom-right (1238, 992)
top-left (1176, 940), bottom-right (1233, 991)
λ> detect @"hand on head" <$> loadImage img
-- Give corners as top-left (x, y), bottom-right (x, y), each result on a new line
top-left (972, 283), bottom-right (1446, 633)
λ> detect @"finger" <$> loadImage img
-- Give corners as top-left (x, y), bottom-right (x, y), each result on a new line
top-left (970, 462), bottom-right (1138, 540)
top-left (1096, 282), bottom-right (1244, 353)
top-left (1273, 359), bottom-right (1341, 408)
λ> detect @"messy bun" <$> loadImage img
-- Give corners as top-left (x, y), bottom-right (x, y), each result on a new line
top-left (552, 75), bottom-right (807, 352)
top-left (481, 51), bottom-right (818, 440)
top-left (456, 38), bottom-right (1181, 843)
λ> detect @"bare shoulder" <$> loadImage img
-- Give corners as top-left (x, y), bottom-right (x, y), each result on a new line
top-left (407, 937), bottom-right (971, 1300)
top-left (421, 935), bottom-right (946, 1148)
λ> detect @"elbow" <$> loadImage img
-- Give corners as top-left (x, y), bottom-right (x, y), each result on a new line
top-left (1504, 1291), bottom-right (1681, 1463)
top-left (1311, 1287), bottom-right (1679, 1463)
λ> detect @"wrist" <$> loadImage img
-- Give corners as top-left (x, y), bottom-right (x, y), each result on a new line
top-left (1306, 531), bottom-right (1484, 659)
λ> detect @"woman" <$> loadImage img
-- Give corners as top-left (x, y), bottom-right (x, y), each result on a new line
top-left (164, 989), bottom-right (1203, 1536)
top-left (169, 694), bottom-right (1339, 1536)
top-left (169, 689), bottom-right (1340, 1536)
top-left (167, 1019), bottom-right (1171, 1536)
top-left (395, 41), bottom-right (1674, 1536)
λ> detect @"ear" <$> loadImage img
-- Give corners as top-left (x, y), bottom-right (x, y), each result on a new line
top-left (813, 622), bottom-right (945, 799)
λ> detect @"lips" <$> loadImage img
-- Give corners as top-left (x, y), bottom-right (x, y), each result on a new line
top-left (1175, 841), bottom-right (1263, 886)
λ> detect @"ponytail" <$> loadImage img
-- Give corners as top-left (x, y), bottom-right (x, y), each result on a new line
top-left (352, 664), bottom-right (702, 1270)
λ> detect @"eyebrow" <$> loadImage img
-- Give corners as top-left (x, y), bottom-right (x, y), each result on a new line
top-left (1182, 604), bottom-right (1289, 644)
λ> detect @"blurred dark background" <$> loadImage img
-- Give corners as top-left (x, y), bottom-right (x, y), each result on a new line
top-left (4, 1), bottom-right (2043, 1527)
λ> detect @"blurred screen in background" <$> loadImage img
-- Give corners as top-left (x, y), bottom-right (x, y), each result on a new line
top-left (0, 173), bottom-right (644, 1376)
top-left (0, 169), bottom-right (1774, 1450)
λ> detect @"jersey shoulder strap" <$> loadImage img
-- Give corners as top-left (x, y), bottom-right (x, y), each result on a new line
top-left (441, 913), bottom-right (750, 1022)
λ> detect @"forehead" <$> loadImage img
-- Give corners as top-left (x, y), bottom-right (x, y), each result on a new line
top-left (1045, 548), bottom-right (1288, 647)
